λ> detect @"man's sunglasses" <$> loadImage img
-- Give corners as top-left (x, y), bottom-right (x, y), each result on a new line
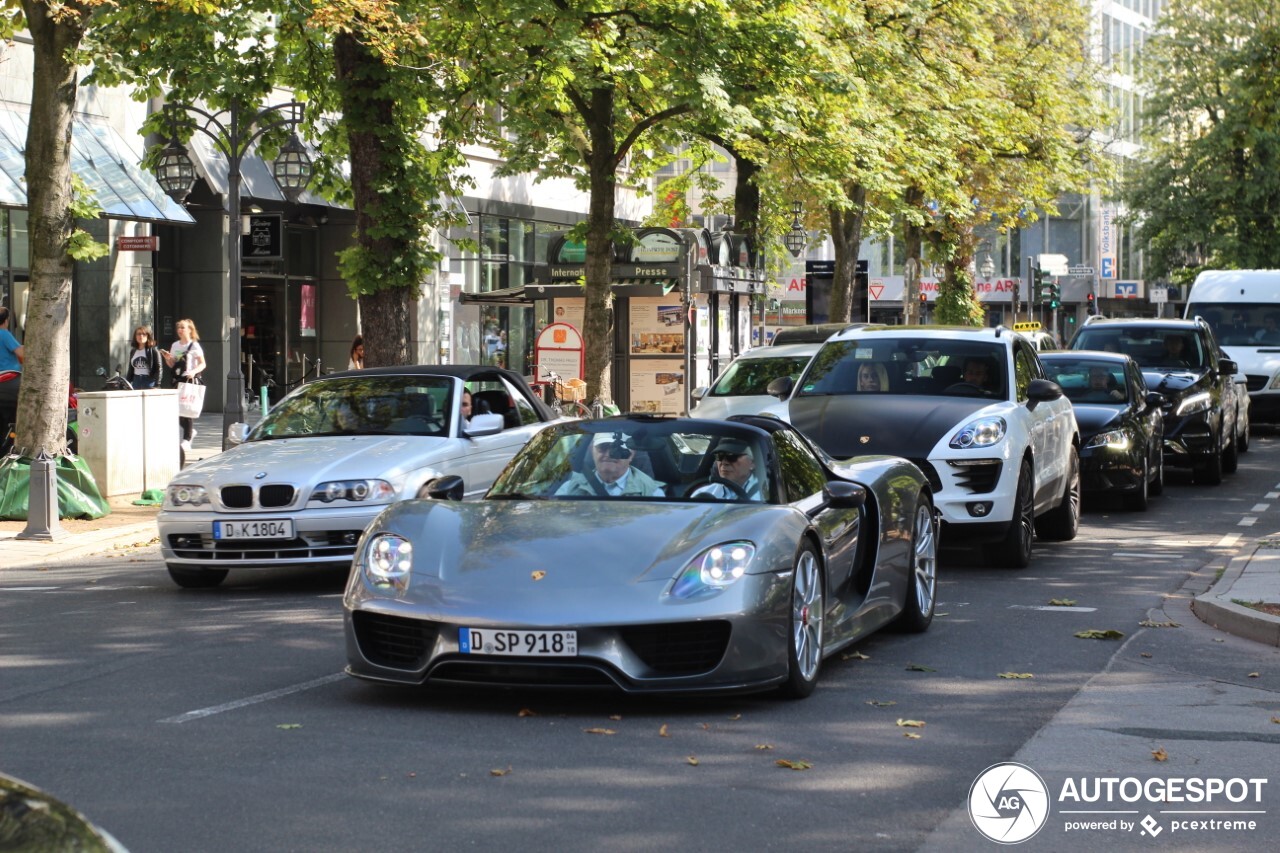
top-left (714, 452), bottom-right (744, 462)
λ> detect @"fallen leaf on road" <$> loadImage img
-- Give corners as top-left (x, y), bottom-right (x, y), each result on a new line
top-left (686, 756), bottom-right (699, 766)
top-left (276, 724), bottom-right (301, 730)
top-left (517, 708), bottom-right (537, 717)
top-left (1075, 629), bottom-right (1125, 640)
top-left (583, 728), bottom-right (616, 735)
top-left (1049, 598), bottom-right (1076, 607)
top-left (866, 700), bottom-right (897, 707)
top-left (998, 672), bottom-right (1034, 679)
top-left (905, 663), bottom-right (937, 672)
top-left (896, 719), bottom-right (926, 728)
top-left (1141, 653), bottom-right (1153, 658)
top-left (1152, 748), bottom-right (1167, 762)
top-left (608, 714), bottom-right (622, 720)
top-left (755, 744), bottom-right (774, 750)
top-left (1271, 716), bottom-right (1280, 724)
top-left (776, 759), bottom-right (812, 770)
top-left (728, 713), bottom-right (741, 721)
top-left (490, 766), bottom-right (512, 777)
top-left (701, 723), bottom-right (711, 730)
top-left (1138, 620), bottom-right (1180, 628)
top-left (659, 724), bottom-right (670, 737)
top-left (842, 650), bottom-right (870, 661)
top-left (903, 732), bottom-right (922, 739)
top-left (1248, 672), bottom-right (1260, 678)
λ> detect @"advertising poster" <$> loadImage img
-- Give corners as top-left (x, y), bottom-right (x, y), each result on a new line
top-left (299, 282), bottom-right (316, 338)
top-left (551, 298), bottom-right (585, 332)
top-left (629, 295), bottom-right (685, 355)
top-left (629, 358), bottom-right (685, 414)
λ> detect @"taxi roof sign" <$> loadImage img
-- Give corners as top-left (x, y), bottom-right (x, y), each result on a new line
top-left (1012, 321), bottom-right (1042, 332)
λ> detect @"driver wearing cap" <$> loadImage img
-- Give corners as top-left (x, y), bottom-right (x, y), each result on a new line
top-left (556, 432), bottom-right (666, 497)
top-left (691, 438), bottom-right (763, 501)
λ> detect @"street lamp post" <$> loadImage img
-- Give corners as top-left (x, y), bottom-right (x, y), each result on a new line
top-left (784, 201), bottom-right (807, 258)
top-left (979, 251), bottom-right (996, 321)
top-left (151, 100), bottom-right (312, 449)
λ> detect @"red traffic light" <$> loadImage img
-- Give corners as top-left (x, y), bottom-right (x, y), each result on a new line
top-left (920, 293), bottom-right (927, 303)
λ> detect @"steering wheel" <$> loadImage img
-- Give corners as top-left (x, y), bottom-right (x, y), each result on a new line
top-left (691, 475), bottom-right (750, 501)
top-left (945, 381), bottom-right (986, 395)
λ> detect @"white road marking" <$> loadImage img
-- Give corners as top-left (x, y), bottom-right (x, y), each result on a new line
top-left (1251, 504), bottom-right (1270, 513)
top-left (1239, 517), bottom-right (1258, 527)
top-left (1217, 533), bottom-right (1242, 548)
top-left (1008, 605), bottom-right (1098, 612)
top-left (1, 586), bottom-right (61, 592)
top-left (1266, 492), bottom-right (1279, 500)
top-left (159, 673), bottom-right (345, 724)
top-left (1112, 553), bottom-right (1166, 558)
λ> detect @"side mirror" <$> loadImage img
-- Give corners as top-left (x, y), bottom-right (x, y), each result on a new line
top-left (691, 385), bottom-right (708, 402)
top-left (1027, 378), bottom-right (1064, 404)
top-left (766, 375), bottom-right (795, 400)
top-left (1145, 391), bottom-right (1167, 409)
top-left (424, 475), bottom-right (465, 501)
top-left (1218, 357), bottom-right (1238, 375)
top-left (822, 480), bottom-right (866, 509)
top-left (95, 366), bottom-right (106, 377)
top-left (462, 412), bottom-right (504, 437)
top-left (226, 423), bottom-right (250, 446)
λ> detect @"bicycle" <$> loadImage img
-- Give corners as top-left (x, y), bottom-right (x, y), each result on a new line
top-left (529, 369), bottom-right (593, 419)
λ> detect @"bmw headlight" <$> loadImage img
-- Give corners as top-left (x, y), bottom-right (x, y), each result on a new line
top-left (1175, 391), bottom-right (1212, 416)
top-left (1269, 373), bottom-right (1280, 390)
top-left (949, 417), bottom-right (1007, 449)
top-left (362, 533), bottom-right (413, 590)
top-left (1085, 429), bottom-right (1129, 451)
top-left (668, 541), bottom-right (756, 599)
top-left (166, 483), bottom-right (210, 508)
top-left (311, 479), bottom-right (396, 503)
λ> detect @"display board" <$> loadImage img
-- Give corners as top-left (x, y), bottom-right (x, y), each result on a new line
top-left (628, 358), bottom-right (685, 414)
top-left (628, 296), bottom-right (685, 355)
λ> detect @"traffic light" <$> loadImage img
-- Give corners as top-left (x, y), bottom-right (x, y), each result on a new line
top-left (1086, 292), bottom-right (1097, 315)
top-left (1031, 266), bottom-right (1055, 306)
top-left (1047, 283), bottom-right (1061, 310)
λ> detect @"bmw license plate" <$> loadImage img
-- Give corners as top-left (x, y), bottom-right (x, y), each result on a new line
top-left (213, 519), bottom-right (295, 540)
top-left (460, 628), bottom-right (577, 657)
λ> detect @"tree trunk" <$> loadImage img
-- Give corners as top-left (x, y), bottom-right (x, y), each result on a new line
top-left (582, 86), bottom-right (616, 405)
top-left (335, 32), bottom-right (412, 367)
top-left (14, 1), bottom-right (90, 456)
top-left (827, 183), bottom-right (867, 324)
top-left (732, 155), bottom-right (760, 247)
top-left (902, 187), bottom-right (925, 325)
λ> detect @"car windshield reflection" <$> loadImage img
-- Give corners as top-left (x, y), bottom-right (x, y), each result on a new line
top-left (797, 338), bottom-right (1008, 398)
top-left (488, 421), bottom-right (773, 503)
top-left (249, 376), bottom-right (455, 440)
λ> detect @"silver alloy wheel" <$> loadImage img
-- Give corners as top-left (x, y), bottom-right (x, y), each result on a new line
top-left (912, 503), bottom-right (938, 616)
top-left (791, 549), bottom-right (823, 682)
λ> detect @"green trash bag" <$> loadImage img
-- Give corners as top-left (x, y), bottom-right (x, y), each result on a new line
top-left (132, 488), bottom-right (165, 507)
top-left (0, 453), bottom-right (111, 520)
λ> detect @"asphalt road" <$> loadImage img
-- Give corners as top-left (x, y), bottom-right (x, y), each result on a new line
top-left (2, 434), bottom-right (1279, 852)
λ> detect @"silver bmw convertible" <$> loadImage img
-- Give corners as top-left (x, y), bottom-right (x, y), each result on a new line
top-left (343, 414), bottom-right (938, 698)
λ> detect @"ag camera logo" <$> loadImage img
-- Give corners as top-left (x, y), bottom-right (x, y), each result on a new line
top-left (969, 762), bottom-right (1050, 844)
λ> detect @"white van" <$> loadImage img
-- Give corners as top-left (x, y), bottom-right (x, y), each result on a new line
top-left (1185, 269), bottom-right (1280, 423)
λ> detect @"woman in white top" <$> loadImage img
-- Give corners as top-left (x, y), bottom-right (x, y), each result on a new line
top-left (162, 318), bottom-right (206, 451)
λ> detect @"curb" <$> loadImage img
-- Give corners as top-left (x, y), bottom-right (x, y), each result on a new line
top-left (1191, 537), bottom-right (1280, 646)
top-left (0, 522), bottom-right (159, 571)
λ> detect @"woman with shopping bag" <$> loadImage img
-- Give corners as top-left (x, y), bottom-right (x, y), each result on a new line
top-left (162, 318), bottom-right (206, 452)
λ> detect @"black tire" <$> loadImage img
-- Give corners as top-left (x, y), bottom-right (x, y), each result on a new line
top-left (1222, 430), bottom-right (1239, 474)
top-left (1150, 448), bottom-right (1165, 496)
top-left (988, 460), bottom-right (1035, 569)
top-left (893, 495), bottom-right (937, 633)
top-left (778, 541), bottom-right (824, 699)
top-left (1036, 449), bottom-right (1080, 541)
top-left (1239, 420), bottom-right (1250, 452)
top-left (167, 565), bottom-right (227, 588)
top-left (1193, 437), bottom-right (1224, 486)
top-left (1124, 458), bottom-right (1149, 512)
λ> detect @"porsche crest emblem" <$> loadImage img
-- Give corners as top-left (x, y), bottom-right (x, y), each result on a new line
top-left (531, 570), bottom-right (547, 581)
top-left (859, 436), bottom-right (871, 444)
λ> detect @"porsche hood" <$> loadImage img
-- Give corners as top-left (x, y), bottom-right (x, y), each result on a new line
top-left (786, 395), bottom-right (993, 459)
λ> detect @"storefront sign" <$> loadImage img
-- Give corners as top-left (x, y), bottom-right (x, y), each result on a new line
top-left (116, 235), bottom-right (159, 251)
top-left (242, 213), bottom-right (283, 260)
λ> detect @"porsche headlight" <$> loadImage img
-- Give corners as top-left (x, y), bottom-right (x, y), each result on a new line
top-left (668, 541), bottom-right (756, 599)
top-left (949, 417), bottom-right (1006, 449)
top-left (312, 479), bottom-right (396, 503)
top-left (362, 533), bottom-right (413, 589)
top-left (1175, 391), bottom-right (1211, 416)
top-left (166, 484), bottom-right (210, 508)
top-left (1085, 429), bottom-right (1129, 451)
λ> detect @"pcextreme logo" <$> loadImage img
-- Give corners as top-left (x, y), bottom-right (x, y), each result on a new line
top-left (969, 762), bottom-right (1050, 844)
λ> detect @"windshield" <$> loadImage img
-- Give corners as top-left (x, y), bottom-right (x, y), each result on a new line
top-left (489, 420), bottom-right (773, 503)
top-left (1043, 358), bottom-right (1130, 405)
top-left (797, 338), bottom-right (1008, 398)
top-left (1071, 328), bottom-right (1208, 371)
top-left (710, 355), bottom-right (812, 397)
top-left (1187, 303), bottom-right (1280, 347)
top-left (249, 376), bottom-right (455, 440)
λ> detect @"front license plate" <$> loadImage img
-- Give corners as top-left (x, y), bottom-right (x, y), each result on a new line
top-left (213, 519), bottom-right (295, 540)
top-left (460, 628), bottom-right (578, 657)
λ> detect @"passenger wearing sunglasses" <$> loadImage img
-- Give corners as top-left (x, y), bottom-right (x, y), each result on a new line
top-left (691, 438), bottom-right (763, 501)
top-left (556, 432), bottom-right (666, 497)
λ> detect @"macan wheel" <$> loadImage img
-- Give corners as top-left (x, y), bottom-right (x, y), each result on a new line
top-left (988, 460), bottom-right (1035, 569)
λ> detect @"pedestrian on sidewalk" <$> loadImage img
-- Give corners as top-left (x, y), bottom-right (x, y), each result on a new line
top-left (349, 334), bottom-right (364, 370)
top-left (162, 319), bottom-right (206, 452)
top-left (0, 306), bottom-right (22, 438)
top-left (0, 306), bottom-right (22, 374)
top-left (126, 325), bottom-right (162, 389)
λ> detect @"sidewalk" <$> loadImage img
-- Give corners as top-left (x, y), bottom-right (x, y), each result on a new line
top-left (0, 412), bottom-right (229, 570)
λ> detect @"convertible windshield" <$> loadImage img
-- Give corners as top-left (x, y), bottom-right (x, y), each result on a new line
top-left (249, 376), bottom-right (454, 439)
top-left (798, 338), bottom-right (1008, 398)
top-left (489, 421), bottom-right (773, 503)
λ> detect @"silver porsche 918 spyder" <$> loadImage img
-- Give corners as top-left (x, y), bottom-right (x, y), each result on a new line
top-left (343, 414), bottom-right (938, 698)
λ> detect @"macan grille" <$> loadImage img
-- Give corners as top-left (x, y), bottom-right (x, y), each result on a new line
top-left (948, 460), bottom-right (1002, 494)
top-left (1246, 374), bottom-right (1269, 393)
top-left (218, 484), bottom-right (297, 509)
top-left (618, 621), bottom-right (732, 675)
top-left (352, 612), bottom-right (438, 669)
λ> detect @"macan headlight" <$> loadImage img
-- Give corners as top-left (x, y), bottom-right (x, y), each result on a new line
top-left (949, 417), bottom-right (1006, 449)
top-left (1174, 391), bottom-right (1212, 417)
top-left (362, 533), bottom-right (414, 590)
top-left (166, 483), bottom-right (210, 508)
top-left (1085, 429), bottom-right (1129, 451)
top-left (667, 541), bottom-right (756, 599)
